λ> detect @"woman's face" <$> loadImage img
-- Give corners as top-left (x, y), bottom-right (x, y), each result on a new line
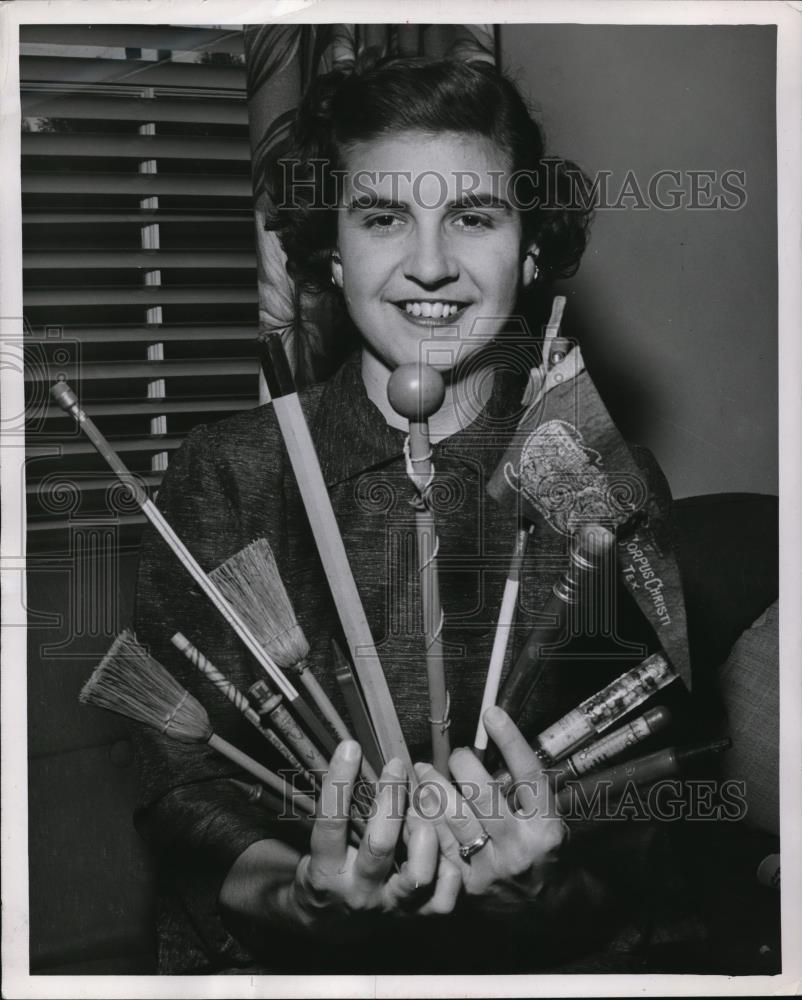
top-left (335, 130), bottom-right (534, 373)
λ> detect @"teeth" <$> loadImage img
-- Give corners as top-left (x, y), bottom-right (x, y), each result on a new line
top-left (403, 302), bottom-right (461, 317)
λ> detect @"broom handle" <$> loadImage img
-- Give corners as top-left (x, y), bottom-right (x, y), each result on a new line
top-left (248, 682), bottom-right (330, 776)
top-left (50, 382), bottom-right (334, 755)
top-left (473, 524), bottom-right (532, 759)
top-left (259, 338), bottom-right (412, 777)
top-left (231, 779), bottom-right (313, 830)
top-left (295, 662), bottom-right (352, 743)
top-left (171, 632), bottom-right (316, 786)
top-left (207, 733), bottom-right (316, 816)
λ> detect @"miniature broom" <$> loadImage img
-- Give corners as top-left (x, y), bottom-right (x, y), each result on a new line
top-left (209, 538), bottom-right (351, 747)
top-left (80, 630), bottom-right (315, 816)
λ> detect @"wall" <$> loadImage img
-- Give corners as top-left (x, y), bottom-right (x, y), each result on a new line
top-left (501, 24), bottom-right (777, 499)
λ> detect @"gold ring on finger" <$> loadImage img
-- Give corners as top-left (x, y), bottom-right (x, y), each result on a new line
top-left (458, 830), bottom-right (491, 861)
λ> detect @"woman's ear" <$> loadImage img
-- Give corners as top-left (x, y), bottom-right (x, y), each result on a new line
top-left (330, 250), bottom-right (343, 288)
top-left (522, 245), bottom-right (540, 287)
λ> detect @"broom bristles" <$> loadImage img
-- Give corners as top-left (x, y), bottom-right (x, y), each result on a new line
top-left (80, 629), bottom-right (212, 743)
top-left (210, 538), bottom-right (310, 670)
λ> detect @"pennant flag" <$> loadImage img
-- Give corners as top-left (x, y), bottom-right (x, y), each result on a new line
top-left (488, 343), bottom-right (692, 688)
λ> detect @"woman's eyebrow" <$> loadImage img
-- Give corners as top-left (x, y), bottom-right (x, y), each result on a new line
top-left (345, 193), bottom-right (514, 213)
top-left (346, 196), bottom-right (407, 212)
top-left (452, 192), bottom-right (513, 211)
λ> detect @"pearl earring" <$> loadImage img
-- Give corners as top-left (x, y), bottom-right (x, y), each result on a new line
top-left (524, 250), bottom-right (540, 283)
top-left (331, 250), bottom-right (343, 287)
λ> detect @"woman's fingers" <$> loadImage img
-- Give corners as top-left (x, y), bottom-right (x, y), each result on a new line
top-left (417, 856), bottom-right (463, 916)
top-left (448, 746), bottom-right (512, 841)
top-left (400, 807), bottom-right (439, 888)
top-left (483, 706), bottom-right (552, 818)
top-left (309, 739), bottom-right (361, 876)
top-left (384, 811), bottom-right (440, 906)
top-left (353, 758), bottom-right (407, 884)
top-left (414, 762), bottom-right (492, 871)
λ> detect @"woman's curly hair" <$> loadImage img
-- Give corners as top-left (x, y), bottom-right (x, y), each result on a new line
top-left (265, 57), bottom-right (594, 378)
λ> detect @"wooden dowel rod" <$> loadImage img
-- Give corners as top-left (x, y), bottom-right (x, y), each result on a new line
top-left (409, 421), bottom-right (450, 777)
top-left (207, 733), bottom-right (316, 815)
top-left (297, 665), bottom-right (352, 743)
top-left (262, 358), bottom-right (412, 776)
top-left (473, 524), bottom-right (532, 757)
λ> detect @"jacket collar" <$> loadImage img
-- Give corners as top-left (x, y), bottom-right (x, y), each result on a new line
top-left (312, 352), bottom-right (527, 489)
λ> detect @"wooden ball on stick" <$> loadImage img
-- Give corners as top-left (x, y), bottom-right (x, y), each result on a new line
top-left (387, 363), bottom-right (445, 422)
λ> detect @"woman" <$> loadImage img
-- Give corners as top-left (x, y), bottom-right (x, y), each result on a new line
top-left (134, 58), bottom-right (666, 974)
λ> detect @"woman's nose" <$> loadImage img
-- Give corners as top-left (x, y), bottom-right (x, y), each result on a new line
top-left (403, 230), bottom-right (458, 288)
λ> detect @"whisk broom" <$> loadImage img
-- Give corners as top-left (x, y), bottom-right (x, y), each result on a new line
top-left (210, 538), bottom-right (352, 745)
top-left (80, 630), bottom-right (315, 817)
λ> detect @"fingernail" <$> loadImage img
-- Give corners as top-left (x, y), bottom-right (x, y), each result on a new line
top-left (485, 705), bottom-right (506, 725)
top-left (384, 757), bottom-right (405, 778)
top-left (414, 761), bottom-right (435, 779)
top-left (339, 740), bottom-right (360, 761)
top-left (416, 782), bottom-right (443, 818)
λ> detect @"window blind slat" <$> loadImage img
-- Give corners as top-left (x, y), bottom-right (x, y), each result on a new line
top-left (23, 173), bottom-right (251, 197)
top-left (27, 472), bottom-right (164, 495)
top-left (42, 398), bottom-right (253, 419)
top-left (23, 212), bottom-right (251, 224)
top-left (26, 359), bottom-right (258, 381)
top-left (21, 93), bottom-right (248, 125)
top-left (40, 436), bottom-right (185, 457)
top-left (22, 133), bottom-right (250, 161)
top-left (26, 439), bottom-right (182, 462)
top-left (26, 514), bottom-right (148, 534)
top-left (20, 25), bottom-right (244, 55)
top-left (25, 250), bottom-right (255, 269)
top-left (25, 324), bottom-right (256, 343)
top-left (21, 55), bottom-right (246, 91)
top-left (24, 287), bottom-right (258, 308)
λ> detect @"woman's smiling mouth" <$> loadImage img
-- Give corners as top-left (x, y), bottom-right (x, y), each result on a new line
top-left (393, 300), bottom-right (469, 324)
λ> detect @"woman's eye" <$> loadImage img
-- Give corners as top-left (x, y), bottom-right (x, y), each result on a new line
top-left (366, 214), bottom-right (404, 230)
top-left (454, 213), bottom-right (492, 231)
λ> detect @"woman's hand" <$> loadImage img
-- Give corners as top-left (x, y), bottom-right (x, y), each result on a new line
top-left (414, 706), bottom-right (568, 916)
top-left (287, 740), bottom-right (460, 933)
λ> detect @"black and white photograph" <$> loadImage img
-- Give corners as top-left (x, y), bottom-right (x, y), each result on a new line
top-left (1, 2), bottom-right (800, 996)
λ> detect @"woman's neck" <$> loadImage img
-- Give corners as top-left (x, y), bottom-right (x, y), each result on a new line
top-left (361, 349), bottom-right (495, 443)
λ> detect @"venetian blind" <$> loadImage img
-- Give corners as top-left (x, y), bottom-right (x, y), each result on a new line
top-left (21, 25), bottom-right (260, 551)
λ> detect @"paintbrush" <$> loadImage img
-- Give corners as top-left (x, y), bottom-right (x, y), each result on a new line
top-left (473, 522), bottom-right (534, 760)
top-left (209, 538), bottom-right (350, 747)
top-left (80, 630), bottom-right (315, 817)
top-left (246, 679), bottom-right (373, 829)
top-left (170, 631), bottom-right (316, 788)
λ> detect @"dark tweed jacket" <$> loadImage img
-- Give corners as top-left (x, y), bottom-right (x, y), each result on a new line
top-left (132, 353), bottom-right (705, 974)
